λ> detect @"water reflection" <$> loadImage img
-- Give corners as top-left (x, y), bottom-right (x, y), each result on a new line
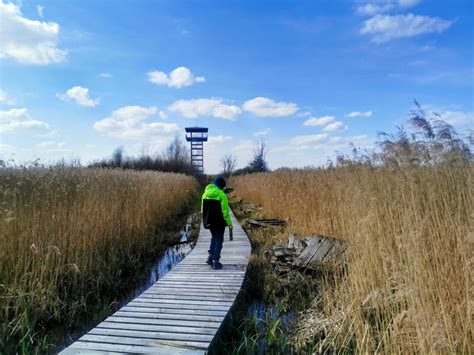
top-left (131, 214), bottom-right (197, 299)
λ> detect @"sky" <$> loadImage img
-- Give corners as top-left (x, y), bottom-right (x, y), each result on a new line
top-left (1, 0), bottom-right (473, 173)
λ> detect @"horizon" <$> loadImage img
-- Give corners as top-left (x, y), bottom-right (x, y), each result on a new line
top-left (1, 0), bottom-right (473, 173)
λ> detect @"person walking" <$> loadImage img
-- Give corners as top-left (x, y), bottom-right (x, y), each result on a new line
top-left (201, 176), bottom-right (233, 270)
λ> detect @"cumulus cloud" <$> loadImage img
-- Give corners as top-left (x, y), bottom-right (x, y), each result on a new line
top-left (291, 133), bottom-right (329, 145)
top-left (208, 135), bottom-right (233, 144)
top-left (243, 97), bottom-right (298, 117)
top-left (322, 121), bottom-right (348, 132)
top-left (57, 86), bottom-right (100, 107)
top-left (303, 115), bottom-right (335, 126)
top-left (345, 111), bottom-right (373, 118)
top-left (0, 90), bottom-right (15, 105)
top-left (148, 66), bottom-right (205, 88)
top-left (37, 141), bottom-right (65, 149)
top-left (356, 0), bottom-right (421, 16)
top-left (0, 1), bottom-right (67, 65)
top-left (254, 128), bottom-right (270, 136)
top-left (94, 106), bottom-right (179, 140)
top-left (37, 5), bottom-right (44, 18)
top-left (361, 13), bottom-right (454, 43)
top-left (159, 110), bottom-right (167, 119)
top-left (99, 72), bottom-right (112, 78)
top-left (0, 143), bottom-right (15, 154)
top-left (0, 108), bottom-right (48, 133)
top-left (168, 98), bottom-right (241, 120)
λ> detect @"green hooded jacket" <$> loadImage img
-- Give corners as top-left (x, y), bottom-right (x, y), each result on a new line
top-left (201, 183), bottom-right (232, 227)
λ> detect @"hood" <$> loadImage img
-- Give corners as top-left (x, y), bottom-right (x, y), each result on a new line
top-left (204, 183), bottom-right (222, 198)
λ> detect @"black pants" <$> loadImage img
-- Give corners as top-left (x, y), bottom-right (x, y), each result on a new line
top-left (208, 226), bottom-right (225, 262)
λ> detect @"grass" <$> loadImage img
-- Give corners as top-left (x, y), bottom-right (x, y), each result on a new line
top-left (0, 167), bottom-right (199, 353)
top-left (231, 163), bottom-right (473, 353)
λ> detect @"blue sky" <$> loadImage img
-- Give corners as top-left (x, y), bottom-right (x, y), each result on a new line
top-left (1, 0), bottom-right (473, 172)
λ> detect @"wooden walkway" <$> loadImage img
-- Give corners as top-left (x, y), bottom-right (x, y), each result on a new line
top-left (61, 210), bottom-right (251, 354)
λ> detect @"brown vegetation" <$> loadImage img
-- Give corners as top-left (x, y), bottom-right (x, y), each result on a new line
top-left (0, 167), bottom-right (198, 352)
top-left (232, 163), bottom-right (472, 353)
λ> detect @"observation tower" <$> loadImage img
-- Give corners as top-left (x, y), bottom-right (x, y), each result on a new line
top-left (185, 127), bottom-right (208, 174)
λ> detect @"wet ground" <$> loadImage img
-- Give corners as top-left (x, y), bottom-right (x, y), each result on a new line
top-left (130, 214), bottom-right (198, 299)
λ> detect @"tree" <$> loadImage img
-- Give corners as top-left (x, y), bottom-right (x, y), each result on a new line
top-left (164, 136), bottom-right (189, 165)
top-left (220, 154), bottom-right (237, 176)
top-left (248, 141), bottom-right (269, 172)
top-left (111, 146), bottom-right (124, 167)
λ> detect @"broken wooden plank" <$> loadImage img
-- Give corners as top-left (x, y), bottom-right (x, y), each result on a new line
top-left (293, 236), bottom-right (324, 267)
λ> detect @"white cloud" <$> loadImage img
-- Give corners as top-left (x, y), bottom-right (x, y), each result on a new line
top-left (441, 111), bottom-right (473, 128)
top-left (356, 2), bottom-right (394, 16)
top-left (208, 135), bottom-right (233, 144)
top-left (356, 0), bottom-right (421, 16)
top-left (243, 97), bottom-right (298, 117)
top-left (303, 115), bottom-right (335, 126)
top-left (37, 5), bottom-right (44, 18)
top-left (159, 110), bottom-right (167, 119)
top-left (297, 111), bottom-right (312, 117)
top-left (398, 0), bottom-right (421, 8)
top-left (231, 139), bottom-right (255, 159)
top-left (148, 66), bottom-right (205, 88)
top-left (0, 90), bottom-right (15, 105)
top-left (254, 128), bottom-right (270, 136)
top-left (94, 105), bottom-right (179, 140)
top-left (0, 108), bottom-right (48, 133)
top-left (323, 121), bottom-right (348, 132)
top-left (0, 143), bottom-right (15, 155)
top-left (99, 72), bottom-right (112, 78)
top-left (0, 1), bottom-right (67, 65)
top-left (57, 86), bottom-right (100, 107)
top-left (37, 141), bottom-right (65, 149)
top-left (35, 129), bottom-right (60, 138)
top-left (361, 13), bottom-right (453, 43)
top-left (291, 133), bottom-right (329, 145)
top-left (345, 111), bottom-right (373, 118)
top-left (168, 98), bottom-right (241, 120)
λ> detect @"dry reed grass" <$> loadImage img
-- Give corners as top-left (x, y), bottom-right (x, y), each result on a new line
top-left (232, 164), bottom-right (473, 353)
top-left (0, 167), bottom-right (198, 352)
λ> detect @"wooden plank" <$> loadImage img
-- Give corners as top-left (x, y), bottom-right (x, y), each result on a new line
top-left (294, 236), bottom-right (324, 267)
top-left (63, 342), bottom-right (202, 354)
top-left (307, 238), bottom-right (335, 264)
top-left (120, 306), bottom-right (228, 317)
top-left (114, 311), bottom-right (224, 323)
top-left (79, 334), bottom-right (209, 350)
top-left (129, 299), bottom-right (231, 311)
top-left (321, 240), bottom-right (347, 263)
top-left (104, 316), bottom-right (221, 329)
top-left (142, 289), bottom-right (237, 297)
top-left (97, 321), bottom-right (218, 335)
top-left (89, 328), bottom-right (214, 342)
top-left (118, 309), bottom-right (226, 321)
top-left (140, 292), bottom-right (236, 300)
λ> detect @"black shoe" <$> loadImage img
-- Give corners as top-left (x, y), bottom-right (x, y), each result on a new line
top-left (212, 261), bottom-right (223, 270)
top-left (206, 256), bottom-right (213, 265)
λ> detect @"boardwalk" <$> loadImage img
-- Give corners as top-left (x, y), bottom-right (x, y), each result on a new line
top-left (61, 210), bottom-right (251, 354)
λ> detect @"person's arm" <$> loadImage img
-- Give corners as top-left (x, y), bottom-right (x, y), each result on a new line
top-left (220, 191), bottom-right (232, 227)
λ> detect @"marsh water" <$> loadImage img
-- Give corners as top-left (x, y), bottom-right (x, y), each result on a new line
top-left (129, 214), bottom-right (197, 300)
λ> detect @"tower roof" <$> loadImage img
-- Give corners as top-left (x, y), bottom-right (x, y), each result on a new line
top-left (185, 126), bottom-right (208, 133)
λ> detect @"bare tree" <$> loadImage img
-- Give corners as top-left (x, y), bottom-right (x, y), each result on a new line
top-left (220, 154), bottom-right (237, 176)
top-left (163, 136), bottom-right (189, 165)
top-left (111, 146), bottom-right (124, 167)
top-left (248, 141), bottom-right (269, 172)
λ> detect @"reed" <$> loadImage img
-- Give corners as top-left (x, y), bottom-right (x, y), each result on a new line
top-left (0, 167), bottom-right (198, 352)
top-left (232, 163), bottom-right (473, 353)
